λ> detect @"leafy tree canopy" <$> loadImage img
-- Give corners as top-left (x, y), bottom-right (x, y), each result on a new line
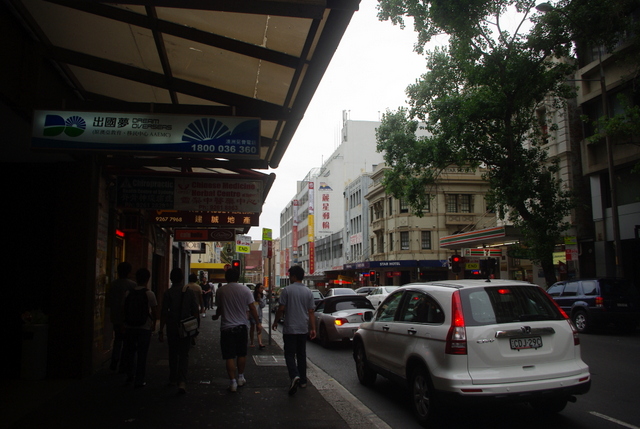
top-left (374, 0), bottom-right (636, 285)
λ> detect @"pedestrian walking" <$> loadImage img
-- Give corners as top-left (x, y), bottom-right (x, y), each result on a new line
top-left (106, 261), bottom-right (136, 372)
top-left (272, 265), bottom-right (316, 395)
top-left (159, 268), bottom-right (199, 394)
top-left (122, 268), bottom-right (157, 388)
top-left (249, 283), bottom-right (266, 349)
top-left (213, 268), bottom-right (262, 392)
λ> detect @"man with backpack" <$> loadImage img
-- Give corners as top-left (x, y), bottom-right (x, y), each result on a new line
top-left (122, 268), bottom-right (157, 388)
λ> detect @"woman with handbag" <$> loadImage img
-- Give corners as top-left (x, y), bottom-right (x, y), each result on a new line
top-left (158, 268), bottom-right (199, 394)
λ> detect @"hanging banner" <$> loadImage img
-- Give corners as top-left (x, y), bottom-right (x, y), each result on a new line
top-left (31, 110), bottom-right (260, 159)
top-left (308, 181), bottom-right (315, 274)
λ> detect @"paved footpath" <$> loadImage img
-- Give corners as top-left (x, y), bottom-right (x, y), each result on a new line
top-left (1, 308), bottom-right (391, 429)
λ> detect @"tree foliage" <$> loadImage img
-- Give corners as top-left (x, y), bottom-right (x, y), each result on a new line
top-left (375, 0), bottom-right (635, 285)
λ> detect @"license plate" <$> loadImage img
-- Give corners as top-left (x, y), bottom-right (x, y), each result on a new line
top-left (510, 336), bottom-right (542, 350)
top-left (617, 303), bottom-right (628, 307)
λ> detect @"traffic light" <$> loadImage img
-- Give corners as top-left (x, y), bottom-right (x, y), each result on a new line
top-left (231, 259), bottom-right (241, 270)
top-left (369, 270), bottom-right (376, 278)
top-left (451, 254), bottom-right (462, 273)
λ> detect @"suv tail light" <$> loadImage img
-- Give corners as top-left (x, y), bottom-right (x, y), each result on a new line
top-left (545, 290), bottom-right (580, 346)
top-left (595, 296), bottom-right (604, 307)
top-left (446, 291), bottom-right (467, 355)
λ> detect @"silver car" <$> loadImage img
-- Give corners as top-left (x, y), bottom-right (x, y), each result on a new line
top-left (353, 280), bottom-right (591, 426)
top-left (314, 295), bottom-right (375, 348)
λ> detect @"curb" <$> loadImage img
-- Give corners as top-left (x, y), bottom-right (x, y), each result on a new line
top-left (268, 327), bottom-right (392, 429)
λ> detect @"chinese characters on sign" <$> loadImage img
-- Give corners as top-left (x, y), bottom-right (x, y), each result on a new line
top-left (149, 210), bottom-right (259, 227)
top-left (117, 176), bottom-right (262, 213)
top-left (31, 110), bottom-right (260, 159)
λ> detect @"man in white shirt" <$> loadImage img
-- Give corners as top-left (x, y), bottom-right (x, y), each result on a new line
top-left (213, 268), bottom-right (261, 392)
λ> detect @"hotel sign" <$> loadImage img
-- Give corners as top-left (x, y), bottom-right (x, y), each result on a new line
top-left (31, 110), bottom-right (260, 159)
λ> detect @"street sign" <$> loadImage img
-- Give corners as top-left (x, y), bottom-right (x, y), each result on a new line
top-left (236, 235), bottom-right (251, 254)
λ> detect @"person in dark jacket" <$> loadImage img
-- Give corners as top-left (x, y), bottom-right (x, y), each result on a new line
top-left (158, 268), bottom-right (198, 394)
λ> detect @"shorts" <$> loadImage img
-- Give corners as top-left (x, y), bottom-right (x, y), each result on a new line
top-left (220, 325), bottom-right (248, 360)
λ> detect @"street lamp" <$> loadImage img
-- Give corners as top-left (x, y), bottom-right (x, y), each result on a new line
top-left (536, 3), bottom-right (624, 278)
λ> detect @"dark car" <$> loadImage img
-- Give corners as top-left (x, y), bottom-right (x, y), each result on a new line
top-left (547, 278), bottom-right (640, 333)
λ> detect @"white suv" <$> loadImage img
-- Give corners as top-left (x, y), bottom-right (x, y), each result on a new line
top-left (352, 280), bottom-right (591, 426)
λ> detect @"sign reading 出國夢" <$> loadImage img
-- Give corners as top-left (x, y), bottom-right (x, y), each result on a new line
top-left (31, 110), bottom-right (260, 159)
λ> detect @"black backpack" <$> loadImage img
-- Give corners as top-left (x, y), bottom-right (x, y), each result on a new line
top-left (124, 288), bottom-right (149, 326)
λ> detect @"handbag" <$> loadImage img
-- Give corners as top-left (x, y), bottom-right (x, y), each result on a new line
top-left (178, 316), bottom-right (198, 338)
top-left (177, 287), bottom-right (198, 338)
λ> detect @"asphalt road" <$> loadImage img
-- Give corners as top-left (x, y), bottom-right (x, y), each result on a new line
top-left (305, 326), bottom-right (640, 429)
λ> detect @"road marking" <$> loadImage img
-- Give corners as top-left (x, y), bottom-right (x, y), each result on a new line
top-left (590, 411), bottom-right (640, 429)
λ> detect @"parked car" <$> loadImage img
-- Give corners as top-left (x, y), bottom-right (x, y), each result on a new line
top-left (325, 288), bottom-right (357, 297)
top-left (355, 286), bottom-right (375, 295)
top-left (353, 280), bottom-right (590, 426)
top-left (314, 295), bottom-right (375, 347)
top-left (365, 286), bottom-right (399, 308)
top-left (546, 278), bottom-right (640, 333)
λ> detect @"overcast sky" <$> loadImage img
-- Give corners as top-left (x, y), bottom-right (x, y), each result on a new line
top-left (247, 0), bottom-right (429, 241)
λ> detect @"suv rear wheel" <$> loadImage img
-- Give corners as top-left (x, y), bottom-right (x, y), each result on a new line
top-left (354, 341), bottom-right (376, 386)
top-left (572, 309), bottom-right (589, 333)
top-left (410, 365), bottom-right (438, 426)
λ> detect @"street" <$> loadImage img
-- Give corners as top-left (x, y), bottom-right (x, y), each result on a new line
top-left (305, 326), bottom-right (640, 429)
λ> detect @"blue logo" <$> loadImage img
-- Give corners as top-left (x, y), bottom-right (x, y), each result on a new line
top-left (43, 115), bottom-right (86, 137)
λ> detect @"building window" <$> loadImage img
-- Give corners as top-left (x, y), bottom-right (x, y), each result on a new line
top-left (389, 232), bottom-right (393, 251)
top-left (401, 231), bottom-right (410, 250)
top-left (400, 199), bottom-right (409, 213)
top-left (421, 231), bottom-right (431, 250)
top-left (377, 233), bottom-right (385, 254)
top-left (446, 194), bottom-right (472, 213)
top-left (388, 197), bottom-right (393, 216)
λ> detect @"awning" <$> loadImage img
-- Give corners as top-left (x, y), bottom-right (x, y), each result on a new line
top-left (439, 226), bottom-right (522, 249)
top-left (9, 0), bottom-right (360, 179)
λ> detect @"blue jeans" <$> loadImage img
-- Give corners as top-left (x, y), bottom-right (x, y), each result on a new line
top-left (283, 333), bottom-right (308, 383)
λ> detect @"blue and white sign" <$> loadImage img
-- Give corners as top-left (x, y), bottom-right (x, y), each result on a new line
top-left (31, 110), bottom-right (260, 159)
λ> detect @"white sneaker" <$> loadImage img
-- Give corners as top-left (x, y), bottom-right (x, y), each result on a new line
top-left (229, 380), bottom-right (238, 392)
top-left (288, 376), bottom-right (300, 396)
top-left (238, 375), bottom-right (246, 387)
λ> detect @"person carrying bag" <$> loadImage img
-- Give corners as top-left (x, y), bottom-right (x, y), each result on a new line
top-left (159, 268), bottom-right (199, 394)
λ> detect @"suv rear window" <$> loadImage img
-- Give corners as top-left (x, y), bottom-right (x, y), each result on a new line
top-left (460, 286), bottom-right (565, 326)
top-left (599, 278), bottom-right (637, 298)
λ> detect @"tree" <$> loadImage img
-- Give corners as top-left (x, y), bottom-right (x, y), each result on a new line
top-left (375, 0), bottom-right (587, 286)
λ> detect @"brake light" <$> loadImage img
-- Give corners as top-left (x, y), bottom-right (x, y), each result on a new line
top-left (334, 318), bottom-right (348, 326)
top-left (595, 296), bottom-right (604, 307)
top-left (544, 290), bottom-right (580, 346)
top-left (446, 291), bottom-right (467, 355)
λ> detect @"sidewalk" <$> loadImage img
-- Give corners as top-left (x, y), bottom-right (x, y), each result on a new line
top-left (1, 308), bottom-right (389, 429)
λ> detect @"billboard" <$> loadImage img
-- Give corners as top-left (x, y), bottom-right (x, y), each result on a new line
top-left (31, 110), bottom-right (260, 159)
